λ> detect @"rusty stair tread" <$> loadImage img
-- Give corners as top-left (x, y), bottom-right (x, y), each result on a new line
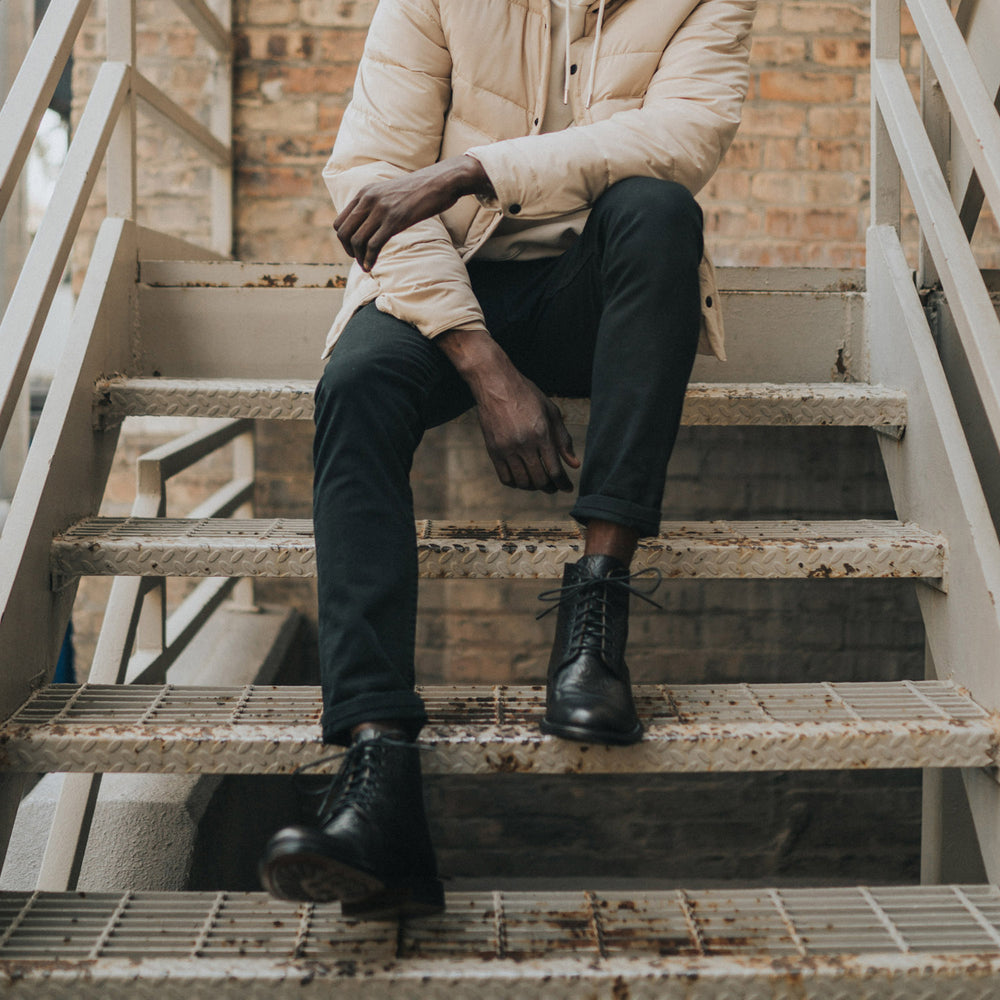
top-left (95, 375), bottom-right (907, 429)
top-left (0, 680), bottom-right (990, 775)
top-left (1, 885), bottom-right (1000, 994)
top-left (50, 517), bottom-right (946, 581)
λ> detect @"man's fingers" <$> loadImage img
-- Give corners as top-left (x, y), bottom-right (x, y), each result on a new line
top-left (548, 406), bottom-right (581, 470)
top-left (349, 215), bottom-right (384, 271)
top-left (508, 455), bottom-right (537, 491)
top-left (539, 443), bottom-right (571, 493)
top-left (488, 453), bottom-right (515, 489)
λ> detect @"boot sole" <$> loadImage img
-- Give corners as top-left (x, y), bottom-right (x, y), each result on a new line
top-left (540, 717), bottom-right (643, 746)
top-left (259, 829), bottom-right (444, 920)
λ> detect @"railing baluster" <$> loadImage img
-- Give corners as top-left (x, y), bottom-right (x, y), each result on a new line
top-left (210, 0), bottom-right (234, 257)
top-left (0, 61), bottom-right (129, 452)
top-left (872, 0), bottom-right (901, 232)
top-left (918, 50), bottom-right (948, 289)
top-left (0, 0), bottom-right (92, 224)
top-left (107, 0), bottom-right (137, 220)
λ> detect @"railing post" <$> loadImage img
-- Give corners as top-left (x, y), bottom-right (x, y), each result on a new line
top-left (210, 0), bottom-right (233, 257)
top-left (231, 427), bottom-right (256, 610)
top-left (919, 49), bottom-right (948, 288)
top-left (106, 0), bottom-right (136, 220)
top-left (872, 0), bottom-right (902, 232)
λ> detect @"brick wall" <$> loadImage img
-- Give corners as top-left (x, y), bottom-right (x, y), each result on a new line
top-left (68, 0), bottom-right (990, 883)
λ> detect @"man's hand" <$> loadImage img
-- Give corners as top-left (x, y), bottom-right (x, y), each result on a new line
top-left (334, 156), bottom-right (495, 272)
top-left (436, 328), bottom-right (580, 493)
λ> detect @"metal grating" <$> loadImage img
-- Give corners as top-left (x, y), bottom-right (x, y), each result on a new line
top-left (94, 376), bottom-right (907, 429)
top-left (2, 888), bottom-right (1000, 998)
top-left (50, 518), bottom-right (946, 582)
top-left (0, 681), bottom-right (992, 775)
top-left (4, 886), bottom-right (1000, 959)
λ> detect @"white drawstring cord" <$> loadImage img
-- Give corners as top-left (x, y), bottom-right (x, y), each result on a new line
top-left (563, 0), bottom-right (572, 105)
top-left (585, 0), bottom-right (607, 109)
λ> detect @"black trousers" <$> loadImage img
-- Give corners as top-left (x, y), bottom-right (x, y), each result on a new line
top-left (313, 177), bottom-right (704, 744)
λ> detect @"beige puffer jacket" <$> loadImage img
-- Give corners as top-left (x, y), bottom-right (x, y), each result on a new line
top-left (322, 0), bottom-right (756, 360)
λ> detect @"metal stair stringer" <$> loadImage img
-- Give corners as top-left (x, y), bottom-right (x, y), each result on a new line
top-left (868, 226), bottom-right (1000, 883)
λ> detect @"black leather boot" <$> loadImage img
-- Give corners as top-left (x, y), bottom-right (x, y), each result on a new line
top-left (539, 554), bottom-right (658, 745)
top-left (259, 729), bottom-right (444, 919)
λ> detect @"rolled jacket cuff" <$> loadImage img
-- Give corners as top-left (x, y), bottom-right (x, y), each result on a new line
top-left (570, 494), bottom-right (662, 539)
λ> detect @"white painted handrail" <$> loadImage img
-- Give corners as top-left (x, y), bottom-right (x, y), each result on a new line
top-left (0, 0), bottom-right (92, 223)
top-left (873, 57), bottom-right (1000, 447)
top-left (171, 0), bottom-right (231, 54)
top-left (134, 71), bottom-right (230, 167)
top-left (906, 0), bottom-right (1000, 232)
top-left (0, 61), bottom-right (130, 452)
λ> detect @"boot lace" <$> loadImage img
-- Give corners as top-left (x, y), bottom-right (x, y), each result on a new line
top-left (294, 734), bottom-right (424, 826)
top-left (536, 567), bottom-right (663, 660)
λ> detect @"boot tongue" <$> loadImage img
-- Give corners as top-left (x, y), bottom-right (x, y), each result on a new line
top-left (574, 553), bottom-right (628, 579)
top-left (352, 725), bottom-right (405, 745)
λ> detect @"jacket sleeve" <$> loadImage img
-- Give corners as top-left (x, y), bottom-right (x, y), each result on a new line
top-left (322, 0), bottom-right (487, 338)
top-left (467, 0), bottom-right (755, 220)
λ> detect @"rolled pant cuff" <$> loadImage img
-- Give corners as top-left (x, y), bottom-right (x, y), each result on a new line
top-left (570, 495), bottom-right (662, 539)
top-left (321, 691), bottom-right (428, 747)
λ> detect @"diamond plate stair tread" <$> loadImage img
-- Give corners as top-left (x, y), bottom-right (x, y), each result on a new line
top-left (0, 681), bottom-right (991, 775)
top-left (50, 518), bottom-right (945, 581)
top-left (95, 376), bottom-right (907, 427)
top-left (1, 887), bottom-right (1000, 997)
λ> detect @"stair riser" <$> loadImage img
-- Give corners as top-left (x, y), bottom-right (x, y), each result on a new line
top-left (136, 266), bottom-right (866, 383)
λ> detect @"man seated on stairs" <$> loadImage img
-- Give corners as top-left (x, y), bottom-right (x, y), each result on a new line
top-left (259, 0), bottom-right (755, 918)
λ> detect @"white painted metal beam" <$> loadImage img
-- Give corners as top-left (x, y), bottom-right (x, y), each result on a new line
top-left (171, 0), bottom-right (231, 54)
top-left (867, 226), bottom-right (1000, 881)
top-left (0, 0), bottom-right (91, 223)
top-left (0, 61), bottom-right (129, 451)
top-left (133, 71), bottom-right (230, 168)
top-left (906, 0), bottom-right (1000, 235)
top-left (873, 57), bottom-right (1000, 457)
top-left (951, 0), bottom-right (1000, 238)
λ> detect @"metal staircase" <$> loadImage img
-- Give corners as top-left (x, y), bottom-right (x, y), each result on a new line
top-left (4, 0), bottom-right (1000, 995)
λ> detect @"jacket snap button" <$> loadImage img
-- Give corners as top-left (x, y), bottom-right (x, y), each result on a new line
top-left (570, 64), bottom-right (578, 74)
top-left (533, 118), bottom-right (539, 126)
top-left (705, 295), bottom-right (713, 308)
top-left (509, 204), bottom-right (521, 215)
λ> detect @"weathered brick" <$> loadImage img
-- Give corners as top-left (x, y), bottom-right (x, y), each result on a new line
top-left (300, 0), bottom-right (377, 28)
top-left (780, 2), bottom-right (869, 34)
top-left (759, 69), bottom-right (855, 103)
top-left (750, 35), bottom-right (808, 65)
top-left (811, 38), bottom-right (871, 68)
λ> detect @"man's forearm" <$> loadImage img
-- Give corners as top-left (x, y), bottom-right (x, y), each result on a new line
top-left (434, 326), bottom-right (506, 394)
top-left (333, 157), bottom-right (495, 271)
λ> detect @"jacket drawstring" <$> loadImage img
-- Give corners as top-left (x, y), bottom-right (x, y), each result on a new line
top-left (585, 0), bottom-right (606, 109)
top-left (563, 0), bottom-right (572, 105)
top-left (563, 0), bottom-right (607, 110)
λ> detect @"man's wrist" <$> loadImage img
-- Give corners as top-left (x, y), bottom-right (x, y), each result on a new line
top-left (435, 326), bottom-right (506, 388)
top-left (459, 155), bottom-right (496, 200)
